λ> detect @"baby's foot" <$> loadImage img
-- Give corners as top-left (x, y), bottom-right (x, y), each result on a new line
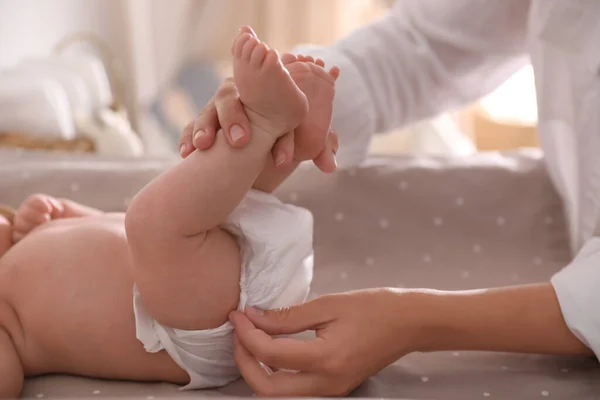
top-left (232, 29), bottom-right (308, 139)
top-left (281, 53), bottom-right (339, 162)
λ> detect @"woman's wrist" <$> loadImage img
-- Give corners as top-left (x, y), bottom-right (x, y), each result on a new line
top-left (403, 284), bottom-right (592, 356)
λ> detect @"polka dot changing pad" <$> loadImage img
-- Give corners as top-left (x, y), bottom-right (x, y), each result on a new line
top-left (1, 149), bottom-right (598, 399)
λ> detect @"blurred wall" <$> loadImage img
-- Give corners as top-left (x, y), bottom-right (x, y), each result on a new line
top-left (0, 0), bottom-right (386, 101)
top-left (0, 0), bottom-right (387, 143)
top-left (0, 0), bottom-right (131, 69)
top-left (0, 0), bottom-right (137, 124)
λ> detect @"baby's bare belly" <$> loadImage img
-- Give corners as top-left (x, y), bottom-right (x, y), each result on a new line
top-left (0, 215), bottom-right (188, 384)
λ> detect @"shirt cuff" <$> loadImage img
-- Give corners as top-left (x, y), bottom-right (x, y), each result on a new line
top-left (291, 44), bottom-right (377, 169)
top-left (551, 237), bottom-right (600, 357)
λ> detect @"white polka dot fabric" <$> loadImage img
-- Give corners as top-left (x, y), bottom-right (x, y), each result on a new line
top-left (1, 149), bottom-right (598, 399)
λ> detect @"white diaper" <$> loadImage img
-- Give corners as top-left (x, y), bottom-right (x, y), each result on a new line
top-left (132, 189), bottom-right (314, 390)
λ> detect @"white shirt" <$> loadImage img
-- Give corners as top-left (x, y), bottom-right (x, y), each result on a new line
top-left (296, 0), bottom-right (600, 358)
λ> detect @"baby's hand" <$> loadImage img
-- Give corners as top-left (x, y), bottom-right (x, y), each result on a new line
top-left (12, 194), bottom-right (64, 243)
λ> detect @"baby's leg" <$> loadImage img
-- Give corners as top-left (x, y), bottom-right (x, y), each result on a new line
top-left (126, 31), bottom-right (308, 331)
top-left (12, 195), bottom-right (104, 243)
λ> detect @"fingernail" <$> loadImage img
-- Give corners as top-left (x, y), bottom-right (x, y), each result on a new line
top-left (275, 152), bottom-right (287, 166)
top-left (179, 144), bottom-right (187, 156)
top-left (193, 129), bottom-right (205, 142)
top-left (246, 306), bottom-right (265, 317)
top-left (230, 125), bottom-right (245, 142)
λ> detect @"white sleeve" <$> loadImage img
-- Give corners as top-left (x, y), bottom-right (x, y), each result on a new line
top-left (293, 0), bottom-right (531, 167)
top-left (551, 238), bottom-right (600, 356)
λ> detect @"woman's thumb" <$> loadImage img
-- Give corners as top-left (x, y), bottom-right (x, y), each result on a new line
top-left (313, 130), bottom-right (339, 174)
top-left (244, 298), bottom-right (331, 335)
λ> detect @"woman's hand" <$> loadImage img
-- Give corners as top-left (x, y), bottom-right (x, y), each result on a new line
top-left (178, 76), bottom-right (338, 173)
top-left (178, 77), bottom-right (295, 168)
top-left (230, 284), bottom-right (591, 397)
top-left (229, 288), bottom-right (427, 397)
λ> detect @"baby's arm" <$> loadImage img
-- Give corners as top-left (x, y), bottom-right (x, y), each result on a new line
top-left (12, 194), bottom-right (103, 243)
top-left (57, 198), bottom-right (104, 218)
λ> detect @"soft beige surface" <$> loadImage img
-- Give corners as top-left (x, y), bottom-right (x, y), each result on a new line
top-left (1, 148), bottom-right (599, 399)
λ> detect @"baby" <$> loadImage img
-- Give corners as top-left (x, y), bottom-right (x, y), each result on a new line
top-left (0, 27), bottom-right (338, 397)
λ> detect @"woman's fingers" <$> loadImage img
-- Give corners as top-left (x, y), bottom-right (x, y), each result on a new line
top-left (313, 147), bottom-right (337, 174)
top-left (312, 130), bottom-right (339, 173)
top-left (190, 104), bottom-right (218, 152)
top-left (179, 121), bottom-right (197, 158)
top-left (183, 77), bottom-right (252, 156)
top-left (231, 312), bottom-right (328, 372)
top-left (232, 289), bottom-right (414, 397)
top-left (243, 296), bottom-right (335, 335)
top-left (271, 131), bottom-right (295, 167)
top-left (234, 335), bottom-right (333, 397)
top-left (230, 297), bottom-right (339, 371)
top-left (213, 80), bottom-right (252, 148)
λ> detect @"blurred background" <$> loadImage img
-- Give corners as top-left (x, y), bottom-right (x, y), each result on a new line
top-left (0, 0), bottom-right (539, 160)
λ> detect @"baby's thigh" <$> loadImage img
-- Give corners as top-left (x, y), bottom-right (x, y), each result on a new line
top-left (132, 227), bottom-right (242, 331)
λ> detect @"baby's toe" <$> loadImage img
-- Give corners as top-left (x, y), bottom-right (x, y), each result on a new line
top-left (241, 36), bottom-right (260, 61)
top-left (233, 32), bottom-right (253, 58)
top-left (250, 42), bottom-right (269, 66)
top-left (329, 66), bottom-right (341, 80)
top-left (239, 25), bottom-right (257, 37)
top-left (262, 49), bottom-right (280, 69)
top-left (281, 53), bottom-right (298, 65)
